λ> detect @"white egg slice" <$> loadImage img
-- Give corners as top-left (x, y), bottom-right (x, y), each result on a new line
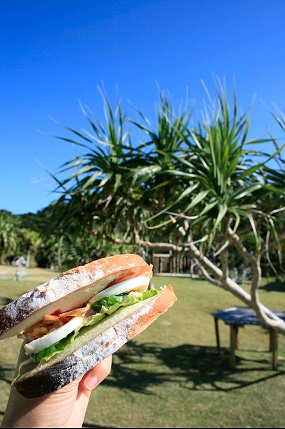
top-left (24, 275), bottom-right (151, 356)
top-left (90, 275), bottom-right (151, 304)
top-left (24, 316), bottom-right (84, 355)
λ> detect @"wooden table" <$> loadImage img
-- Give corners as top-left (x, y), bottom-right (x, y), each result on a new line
top-left (212, 307), bottom-right (285, 370)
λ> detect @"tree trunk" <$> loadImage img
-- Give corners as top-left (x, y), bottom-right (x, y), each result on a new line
top-left (57, 235), bottom-right (64, 271)
top-left (26, 249), bottom-right (31, 268)
top-left (0, 233), bottom-right (6, 265)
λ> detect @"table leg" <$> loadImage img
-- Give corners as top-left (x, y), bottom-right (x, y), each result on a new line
top-left (269, 328), bottom-right (274, 352)
top-left (214, 317), bottom-right (221, 354)
top-left (235, 326), bottom-right (240, 349)
top-left (270, 328), bottom-right (278, 370)
top-left (229, 324), bottom-right (238, 368)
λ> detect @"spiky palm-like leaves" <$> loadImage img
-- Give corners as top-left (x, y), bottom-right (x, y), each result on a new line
top-left (50, 86), bottom-right (285, 270)
top-left (141, 86), bottom-right (285, 259)
top-left (52, 93), bottom-right (191, 245)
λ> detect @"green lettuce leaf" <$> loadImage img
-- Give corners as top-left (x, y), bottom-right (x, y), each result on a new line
top-left (32, 328), bottom-right (80, 362)
top-left (31, 288), bottom-right (158, 363)
top-left (91, 289), bottom-right (158, 313)
top-left (85, 312), bottom-right (106, 327)
top-left (141, 289), bottom-right (158, 300)
top-left (91, 294), bottom-right (125, 311)
top-left (32, 314), bottom-right (107, 363)
top-left (105, 294), bottom-right (138, 315)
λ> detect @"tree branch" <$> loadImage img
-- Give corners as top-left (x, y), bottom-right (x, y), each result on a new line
top-left (109, 233), bottom-right (285, 333)
top-left (228, 227), bottom-right (285, 329)
top-left (197, 263), bottom-right (221, 286)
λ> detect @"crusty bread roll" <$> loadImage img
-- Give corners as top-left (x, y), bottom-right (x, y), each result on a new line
top-left (0, 254), bottom-right (176, 398)
top-left (0, 254), bottom-right (152, 339)
top-left (15, 285), bottom-right (176, 398)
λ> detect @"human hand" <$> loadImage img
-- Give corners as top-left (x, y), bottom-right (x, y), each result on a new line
top-left (1, 344), bottom-right (112, 428)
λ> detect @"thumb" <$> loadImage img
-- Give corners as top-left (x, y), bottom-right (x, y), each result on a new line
top-left (82, 355), bottom-right (112, 391)
top-left (67, 356), bottom-right (112, 428)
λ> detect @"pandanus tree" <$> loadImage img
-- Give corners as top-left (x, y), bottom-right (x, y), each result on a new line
top-left (51, 85), bottom-right (285, 334)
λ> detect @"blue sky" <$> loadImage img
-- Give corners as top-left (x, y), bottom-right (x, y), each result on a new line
top-left (1, 0), bottom-right (285, 214)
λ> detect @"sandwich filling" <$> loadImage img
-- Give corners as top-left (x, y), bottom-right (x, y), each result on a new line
top-left (19, 275), bottom-right (156, 364)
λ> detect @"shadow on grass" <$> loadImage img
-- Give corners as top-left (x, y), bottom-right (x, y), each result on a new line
top-left (104, 341), bottom-right (285, 394)
top-left (0, 365), bottom-right (14, 385)
top-left (83, 424), bottom-right (116, 428)
top-left (262, 281), bottom-right (285, 293)
top-left (1, 343), bottom-right (283, 396)
top-left (0, 297), bottom-right (13, 306)
top-left (1, 342), bottom-right (284, 427)
top-left (1, 344), bottom-right (284, 428)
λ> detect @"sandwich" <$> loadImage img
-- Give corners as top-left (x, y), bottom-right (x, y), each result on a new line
top-left (0, 254), bottom-right (176, 398)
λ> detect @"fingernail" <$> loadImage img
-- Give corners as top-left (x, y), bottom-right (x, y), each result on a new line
top-left (84, 375), bottom-right (98, 391)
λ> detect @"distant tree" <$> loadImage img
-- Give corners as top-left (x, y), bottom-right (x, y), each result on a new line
top-left (0, 210), bottom-right (20, 264)
top-left (19, 228), bottom-right (41, 267)
top-left (19, 211), bottom-right (44, 233)
top-left (38, 198), bottom-right (138, 270)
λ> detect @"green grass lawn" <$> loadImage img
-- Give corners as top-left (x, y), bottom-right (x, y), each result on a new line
top-left (0, 266), bottom-right (285, 427)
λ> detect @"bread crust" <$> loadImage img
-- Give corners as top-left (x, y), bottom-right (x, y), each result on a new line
top-left (0, 254), bottom-right (152, 339)
top-left (15, 285), bottom-right (176, 398)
